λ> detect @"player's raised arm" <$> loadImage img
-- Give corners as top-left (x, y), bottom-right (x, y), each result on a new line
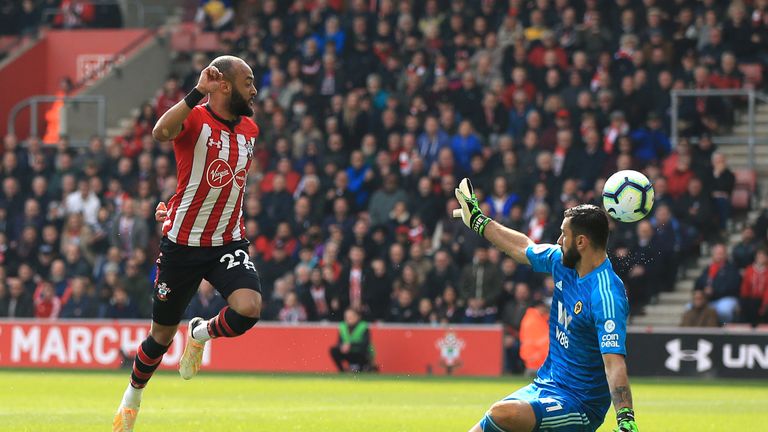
top-left (151, 65), bottom-right (222, 142)
top-left (453, 178), bottom-right (534, 264)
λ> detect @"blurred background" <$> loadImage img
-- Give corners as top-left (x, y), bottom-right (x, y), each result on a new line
top-left (0, 0), bottom-right (767, 381)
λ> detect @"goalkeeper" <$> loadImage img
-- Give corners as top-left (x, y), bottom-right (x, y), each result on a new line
top-left (454, 178), bottom-right (638, 432)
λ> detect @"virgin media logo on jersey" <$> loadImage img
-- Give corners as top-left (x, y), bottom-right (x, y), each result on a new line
top-left (207, 159), bottom-right (246, 190)
top-left (205, 159), bottom-right (230, 188)
top-left (233, 169), bottom-right (246, 189)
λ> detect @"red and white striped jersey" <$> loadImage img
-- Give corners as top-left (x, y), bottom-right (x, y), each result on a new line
top-left (162, 105), bottom-right (259, 247)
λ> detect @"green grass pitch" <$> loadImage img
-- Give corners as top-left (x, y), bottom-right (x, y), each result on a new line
top-left (0, 370), bottom-right (766, 431)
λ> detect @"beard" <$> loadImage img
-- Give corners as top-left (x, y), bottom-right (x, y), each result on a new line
top-left (229, 89), bottom-right (254, 117)
top-left (562, 243), bottom-right (581, 269)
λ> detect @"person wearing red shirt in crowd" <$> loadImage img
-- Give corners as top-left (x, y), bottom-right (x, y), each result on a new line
top-left (154, 77), bottom-right (185, 117)
top-left (740, 248), bottom-right (768, 326)
top-left (260, 157), bottom-right (301, 195)
top-left (501, 67), bottom-right (537, 109)
top-left (710, 52), bottom-right (744, 89)
top-left (665, 154), bottom-right (696, 199)
top-left (33, 280), bottom-right (61, 319)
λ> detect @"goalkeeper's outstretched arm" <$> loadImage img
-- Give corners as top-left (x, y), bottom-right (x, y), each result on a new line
top-left (453, 178), bottom-right (534, 265)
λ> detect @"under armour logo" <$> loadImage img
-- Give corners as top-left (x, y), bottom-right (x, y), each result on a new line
top-left (207, 138), bottom-right (222, 149)
top-left (245, 137), bottom-right (255, 159)
top-left (665, 339), bottom-right (713, 372)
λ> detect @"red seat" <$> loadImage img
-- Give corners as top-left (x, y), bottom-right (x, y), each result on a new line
top-left (194, 32), bottom-right (221, 52)
top-left (738, 64), bottom-right (763, 88)
top-left (731, 188), bottom-right (750, 210)
top-left (170, 30), bottom-right (194, 51)
top-left (733, 168), bottom-right (756, 193)
top-left (725, 323), bottom-right (752, 331)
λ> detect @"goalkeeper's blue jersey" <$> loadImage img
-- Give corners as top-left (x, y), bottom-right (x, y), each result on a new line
top-left (525, 244), bottom-right (629, 422)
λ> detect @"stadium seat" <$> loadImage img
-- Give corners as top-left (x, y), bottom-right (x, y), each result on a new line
top-left (170, 29), bottom-right (194, 52)
top-left (725, 323), bottom-right (753, 331)
top-left (733, 168), bottom-right (757, 193)
top-left (731, 188), bottom-right (750, 211)
top-left (193, 32), bottom-right (221, 53)
top-left (738, 63), bottom-right (763, 88)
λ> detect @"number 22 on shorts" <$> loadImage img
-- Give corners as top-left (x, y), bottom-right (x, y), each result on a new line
top-left (220, 249), bottom-right (256, 271)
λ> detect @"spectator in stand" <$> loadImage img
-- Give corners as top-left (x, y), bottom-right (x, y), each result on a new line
top-left (665, 155), bottom-right (696, 200)
top-left (422, 249), bottom-right (458, 302)
top-left (710, 152), bottom-right (735, 231)
top-left (681, 290), bottom-right (720, 327)
top-left (109, 197), bottom-right (148, 259)
top-left (119, 259), bottom-right (151, 318)
top-left (3, 277), bottom-right (33, 318)
top-left (675, 177), bottom-right (715, 246)
top-left (60, 276), bottom-right (98, 319)
top-left (499, 282), bottom-right (532, 374)
top-left (417, 116), bottom-right (450, 169)
top-left (100, 285), bottom-right (138, 319)
top-left (436, 285), bottom-right (463, 324)
top-left (451, 120), bottom-right (483, 177)
top-left (278, 291), bottom-right (308, 323)
top-left (651, 204), bottom-right (683, 293)
top-left (33, 280), bottom-right (61, 319)
top-left (195, 0), bottom-right (234, 32)
top-left (630, 112), bottom-right (670, 167)
top-left (459, 246), bottom-right (501, 323)
top-left (363, 257), bottom-right (392, 322)
top-left (53, 0), bottom-right (96, 29)
top-left (64, 178), bottom-right (100, 225)
top-left (154, 76), bottom-right (185, 117)
top-left (739, 248), bottom-right (768, 326)
top-left (389, 289), bottom-right (418, 323)
top-left (623, 221), bottom-right (659, 311)
top-left (695, 243), bottom-right (742, 324)
top-left (416, 298), bottom-right (438, 324)
top-left (732, 226), bottom-right (759, 270)
top-left (185, 279), bottom-right (227, 321)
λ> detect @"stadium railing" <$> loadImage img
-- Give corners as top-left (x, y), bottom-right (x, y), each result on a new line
top-left (7, 95), bottom-right (106, 146)
top-left (670, 88), bottom-right (768, 170)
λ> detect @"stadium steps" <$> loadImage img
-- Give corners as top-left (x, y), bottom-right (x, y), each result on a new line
top-left (106, 108), bottom-right (141, 139)
top-left (631, 261), bottom-right (703, 327)
top-left (721, 104), bottom-right (768, 178)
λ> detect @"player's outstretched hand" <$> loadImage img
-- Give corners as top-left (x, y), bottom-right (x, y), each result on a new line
top-left (195, 65), bottom-right (223, 94)
top-left (614, 408), bottom-right (638, 432)
top-left (452, 178), bottom-right (491, 237)
top-left (155, 202), bottom-right (168, 222)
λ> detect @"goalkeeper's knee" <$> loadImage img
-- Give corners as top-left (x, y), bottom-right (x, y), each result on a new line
top-left (480, 413), bottom-right (509, 432)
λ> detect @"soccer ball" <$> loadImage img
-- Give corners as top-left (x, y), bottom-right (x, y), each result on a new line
top-left (602, 170), bottom-right (654, 223)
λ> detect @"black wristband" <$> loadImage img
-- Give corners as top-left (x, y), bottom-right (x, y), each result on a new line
top-left (184, 88), bottom-right (205, 109)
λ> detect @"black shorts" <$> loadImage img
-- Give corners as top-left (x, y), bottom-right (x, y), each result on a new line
top-left (152, 237), bottom-right (262, 326)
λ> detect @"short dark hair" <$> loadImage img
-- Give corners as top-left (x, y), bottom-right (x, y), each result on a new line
top-left (563, 204), bottom-right (609, 250)
top-left (210, 56), bottom-right (239, 83)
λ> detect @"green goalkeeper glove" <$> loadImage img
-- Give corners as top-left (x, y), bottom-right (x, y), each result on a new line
top-left (614, 408), bottom-right (638, 432)
top-left (453, 178), bottom-right (492, 237)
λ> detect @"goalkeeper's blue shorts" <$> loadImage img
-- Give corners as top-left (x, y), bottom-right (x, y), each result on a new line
top-left (480, 383), bottom-right (602, 432)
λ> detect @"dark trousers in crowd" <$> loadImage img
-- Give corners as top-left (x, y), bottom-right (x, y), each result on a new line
top-left (740, 298), bottom-right (766, 327)
top-left (330, 346), bottom-right (369, 372)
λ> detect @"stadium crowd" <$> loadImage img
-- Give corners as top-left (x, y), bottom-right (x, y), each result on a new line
top-left (2, 0), bottom-right (768, 372)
